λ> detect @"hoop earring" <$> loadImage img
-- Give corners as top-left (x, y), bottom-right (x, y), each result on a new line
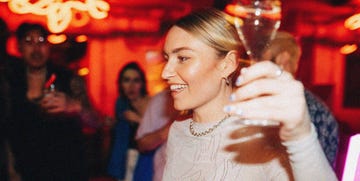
top-left (222, 77), bottom-right (230, 86)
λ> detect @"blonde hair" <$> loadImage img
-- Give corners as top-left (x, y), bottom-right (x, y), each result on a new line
top-left (174, 8), bottom-right (242, 84)
top-left (175, 8), bottom-right (242, 56)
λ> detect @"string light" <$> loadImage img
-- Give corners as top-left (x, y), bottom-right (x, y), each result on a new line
top-left (78, 67), bottom-right (90, 76)
top-left (344, 13), bottom-right (360, 30)
top-left (76, 35), bottom-right (88, 43)
top-left (48, 34), bottom-right (67, 44)
top-left (0, 0), bottom-right (110, 33)
top-left (340, 44), bottom-right (358, 55)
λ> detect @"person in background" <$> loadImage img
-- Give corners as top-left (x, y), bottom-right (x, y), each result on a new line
top-left (262, 31), bottom-right (339, 166)
top-left (107, 61), bottom-right (151, 181)
top-left (70, 75), bottom-right (105, 176)
top-left (161, 8), bottom-right (337, 180)
top-left (7, 22), bottom-right (88, 181)
top-left (0, 20), bottom-right (10, 181)
top-left (0, 67), bottom-right (10, 181)
top-left (0, 18), bottom-right (22, 181)
top-left (135, 89), bottom-right (180, 181)
top-left (0, 17), bottom-right (12, 181)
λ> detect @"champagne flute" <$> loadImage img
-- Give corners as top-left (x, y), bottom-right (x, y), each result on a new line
top-left (225, 0), bottom-right (282, 126)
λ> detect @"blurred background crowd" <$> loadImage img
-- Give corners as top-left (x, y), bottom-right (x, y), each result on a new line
top-left (1, 0), bottom-right (360, 180)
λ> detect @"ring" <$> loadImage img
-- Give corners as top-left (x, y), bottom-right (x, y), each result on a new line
top-left (275, 67), bottom-right (283, 77)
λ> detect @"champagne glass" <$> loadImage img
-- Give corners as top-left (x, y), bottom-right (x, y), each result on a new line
top-left (225, 0), bottom-right (282, 126)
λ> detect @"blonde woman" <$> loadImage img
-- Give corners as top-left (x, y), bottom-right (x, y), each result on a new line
top-left (161, 8), bottom-right (337, 180)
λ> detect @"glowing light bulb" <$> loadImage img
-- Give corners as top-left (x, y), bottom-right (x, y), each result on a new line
top-left (345, 13), bottom-right (360, 30)
top-left (76, 35), bottom-right (88, 43)
top-left (2, 0), bottom-right (110, 33)
top-left (78, 67), bottom-right (90, 76)
top-left (340, 44), bottom-right (357, 55)
top-left (48, 34), bottom-right (67, 44)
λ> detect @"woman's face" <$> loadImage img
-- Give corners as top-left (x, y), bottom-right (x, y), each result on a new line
top-left (120, 69), bottom-right (143, 101)
top-left (162, 26), bottom-right (224, 111)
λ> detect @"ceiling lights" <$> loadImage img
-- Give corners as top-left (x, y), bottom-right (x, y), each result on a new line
top-left (0, 0), bottom-right (110, 33)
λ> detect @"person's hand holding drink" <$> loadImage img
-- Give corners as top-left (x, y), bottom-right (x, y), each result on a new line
top-left (224, 0), bottom-right (312, 141)
top-left (40, 73), bottom-right (70, 114)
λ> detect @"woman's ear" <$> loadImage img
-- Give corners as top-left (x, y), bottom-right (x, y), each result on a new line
top-left (221, 50), bottom-right (238, 77)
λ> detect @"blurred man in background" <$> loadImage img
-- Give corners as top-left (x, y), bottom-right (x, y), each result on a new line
top-left (7, 22), bottom-right (88, 181)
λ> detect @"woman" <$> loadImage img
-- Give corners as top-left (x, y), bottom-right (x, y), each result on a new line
top-left (107, 62), bottom-right (153, 181)
top-left (161, 8), bottom-right (337, 180)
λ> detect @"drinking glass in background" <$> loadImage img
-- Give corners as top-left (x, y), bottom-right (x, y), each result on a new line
top-left (44, 73), bottom-right (56, 94)
top-left (41, 73), bottom-right (57, 113)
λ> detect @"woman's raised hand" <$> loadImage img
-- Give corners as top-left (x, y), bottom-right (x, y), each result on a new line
top-left (224, 61), bottom-right (312, 141)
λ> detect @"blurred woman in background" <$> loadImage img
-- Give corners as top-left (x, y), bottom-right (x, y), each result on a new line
top-left (107, 61), bottom-right (152, 181)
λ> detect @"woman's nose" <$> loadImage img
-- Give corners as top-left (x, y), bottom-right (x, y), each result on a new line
top-left (161, 62), bottom-right (175, 80)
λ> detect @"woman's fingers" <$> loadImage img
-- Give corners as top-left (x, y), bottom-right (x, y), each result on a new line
top-left (231, 78), bottom-right (298, 102)
top-left (225, 95), bottom-right (305, 122)
top-left (41, 92), bottom-right (68, 113)
top-left (224, 61), bottom-right (312, 141)
top-left (236, 61), bottom-right (293, 86)
top-left (227, 61), bottom-right (305, 121)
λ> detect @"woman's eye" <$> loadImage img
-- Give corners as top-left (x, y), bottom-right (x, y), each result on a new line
top-left (178, 56), bottom-right (189, 62)
top-left (163, 55), bottom-right (169, 61)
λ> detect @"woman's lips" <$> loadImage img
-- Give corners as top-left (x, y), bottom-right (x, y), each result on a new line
top-left (169, 84), bottom-right (188, 96)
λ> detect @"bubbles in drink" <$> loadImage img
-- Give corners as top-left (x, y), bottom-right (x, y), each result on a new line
top-left (226, 2), bottom-right (281, 62)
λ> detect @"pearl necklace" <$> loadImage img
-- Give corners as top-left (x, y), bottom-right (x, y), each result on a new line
top-left (189, 114), bottom-right (230, 137)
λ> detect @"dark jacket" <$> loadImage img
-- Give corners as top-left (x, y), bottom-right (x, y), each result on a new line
top-left (7, 61), bottom-right (88, 181)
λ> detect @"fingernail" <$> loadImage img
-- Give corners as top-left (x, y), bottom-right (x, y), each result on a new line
top-left (223, 105), bottom-right (235, 113)
top-left (240, 67), bottom-right (248, 74)
top-left (235, 76), bottom-right (243, 86)
top-left (229, 93), bottom-right (236, 101)
top-left (224, 106), bottom-right (243, 116)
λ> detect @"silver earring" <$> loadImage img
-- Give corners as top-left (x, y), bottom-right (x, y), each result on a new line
top-left (222, 77), bottom-right (230, 86)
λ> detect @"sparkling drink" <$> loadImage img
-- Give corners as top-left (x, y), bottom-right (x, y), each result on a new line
top-left (227, 0), bottom-right (281, 62)
top-left (225, 0), bottom-right (282, 126)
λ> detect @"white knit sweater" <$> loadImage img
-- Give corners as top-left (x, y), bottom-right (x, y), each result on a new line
top-left (162, 116), bottom-right (338, 181)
